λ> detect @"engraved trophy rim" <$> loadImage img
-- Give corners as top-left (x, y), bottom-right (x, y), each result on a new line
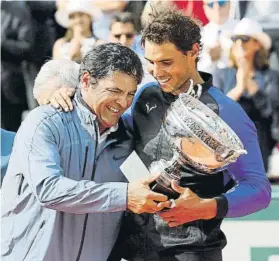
top-left (162, 92), bottom-right (247, 173)
top-left (149, 80), bottom-right (247, 198)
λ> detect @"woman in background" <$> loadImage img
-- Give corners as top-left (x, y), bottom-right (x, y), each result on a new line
top-left (213, 18), bottom-right (279, 171)
top-left (53, 1), bottom-right (103, 63)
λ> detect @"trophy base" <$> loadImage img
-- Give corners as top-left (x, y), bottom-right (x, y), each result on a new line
top-left (150, 182), bottom-right (180, 199)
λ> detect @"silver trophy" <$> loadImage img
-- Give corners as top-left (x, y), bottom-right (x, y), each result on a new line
top-left (149, 80), bottom-right (247, 199)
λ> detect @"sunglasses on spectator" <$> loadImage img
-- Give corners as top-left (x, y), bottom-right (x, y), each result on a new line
top-left (205, 0), bottom-right (228, 8)
top-left (231, 35), bottom-right (252, 43)
top-left (113, 33), bottom-right (135, 39)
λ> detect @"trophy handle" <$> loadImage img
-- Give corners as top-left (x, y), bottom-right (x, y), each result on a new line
top-left (149, 152), bottom-right (181, 199)
top-left (216, 149), bottom-right (248, 164)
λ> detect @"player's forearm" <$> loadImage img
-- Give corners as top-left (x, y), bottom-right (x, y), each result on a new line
top-left (224, 177), bottom-right (271, 218)
top-left (200, 198), bottom-right (217, 219)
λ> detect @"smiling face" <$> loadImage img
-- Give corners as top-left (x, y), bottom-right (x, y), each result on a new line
top-left (144, 40), bottom-right (197, 95)
top-left (81, 71), bottom-right (137, 130)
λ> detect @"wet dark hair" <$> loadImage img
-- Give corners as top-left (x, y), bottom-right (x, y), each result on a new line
top-left (79, 43), bottom-right (143, 85)
top-left (141, 8), bottom-right (202, 62)
top-left (110, 12), bottom-right (137, 32)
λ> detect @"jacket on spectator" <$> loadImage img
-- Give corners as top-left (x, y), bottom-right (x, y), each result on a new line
top-left (1, 1), bottom-right (34, 105)
top-left (213, 67), bottom-right (279, 170)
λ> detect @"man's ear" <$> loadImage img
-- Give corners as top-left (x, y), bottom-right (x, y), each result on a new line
top-left (80, 72), bottom-right (91, 91)
top-left (190, 43), bottom-right (200, 58)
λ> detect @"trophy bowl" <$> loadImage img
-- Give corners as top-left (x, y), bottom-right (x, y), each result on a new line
top-left (149, 92), bottom-right (247, 199)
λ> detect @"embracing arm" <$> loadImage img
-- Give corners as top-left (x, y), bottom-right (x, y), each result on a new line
top-left (215, 101), bottom-right (271, 218)
top-left (34, 85), bottom-right (76, 108)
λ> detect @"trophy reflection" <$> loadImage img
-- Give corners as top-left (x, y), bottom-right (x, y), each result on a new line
top-left (149, 89), bottom-right (247, 199)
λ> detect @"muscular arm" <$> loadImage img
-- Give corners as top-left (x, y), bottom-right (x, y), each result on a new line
top-left (210, 88), bottom-right (272, 218)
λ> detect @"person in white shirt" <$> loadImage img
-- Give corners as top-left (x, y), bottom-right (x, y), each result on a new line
top-left (198, 0), bottom-right (238, 74)
top-left (53, 1), bottom-right (103, 63)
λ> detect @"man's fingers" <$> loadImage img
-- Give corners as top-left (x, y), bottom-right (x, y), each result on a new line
top-left (43, 98), bottom-right (50, 105)
top-left (60, 89), bottom-right (74, 111)
top-left (158, 208), bottom-right (177, 218)
top-left (159, 215), bottom-right (175, 222)
top-left (147, 191), bottom-right (168, 202)
top-left (134, 200), bottom-right (165, 214)
top-left (54, 92), bottom-right (70, 112)
top-left (171, 180), bottom-right (185, 194)
top-left (66, 87), bottom-right (76, 97)
top-left (142, 174), bottom-right (160, 186)
top-left (50, 97), bottom-right (62, 110)
top-left (168, 221), bottom-right (183, 227)
top-left (145, 200), bottom-right (164, 213)
top-left (157, 201), bottom-right (171, 210)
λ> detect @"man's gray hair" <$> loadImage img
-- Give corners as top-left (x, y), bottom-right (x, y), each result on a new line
top-left (33, 59), bottom-right (80, 100)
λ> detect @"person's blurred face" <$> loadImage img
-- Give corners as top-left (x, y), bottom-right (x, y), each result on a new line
top-left (69, 12), bottom-right (92, 32)
top-left (231, 35), bottom-right (261, 61)
top-left (81, 71), bottom-right (137, 130)
top-left (109, 22), bottom-right (136, 48)
top-left (203, 0), bottom-right (230, 25)
top-left (144, 40), bottom-right (198, 95)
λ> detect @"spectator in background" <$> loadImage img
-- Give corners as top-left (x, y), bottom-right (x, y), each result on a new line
top-left (1, 1), bottom-right (35, 131)
top-left (92, 1), bottom-right (128, 41)
top-left (108, 12), bottom-right (154, 87)
top-left (109, 12), bottom-right (137, 50)
top-left (53, 1), bottom-right (102, 63)
top-left (213, 18), bottom-right (279, 171)
top-left (122, 1), bottom-right (146, 33)
top-left (22, 1), bottom-right (57, 112)
top-left (236, 0), bottom-right (279, 70)
top-left (198, 0), bottom-right (238, 74)
top-left (109, 12), bottom-right (145, 58)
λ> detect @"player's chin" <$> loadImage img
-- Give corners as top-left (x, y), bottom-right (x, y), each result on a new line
top-left (160, 83), bottom-right (174, 93)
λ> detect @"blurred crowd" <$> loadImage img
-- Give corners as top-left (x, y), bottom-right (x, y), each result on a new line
top-left (1, 0), bottom-right (279, 178)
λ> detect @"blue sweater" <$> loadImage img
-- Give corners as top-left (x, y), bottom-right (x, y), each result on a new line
top-left (123, 74), bottom-right (271, 218)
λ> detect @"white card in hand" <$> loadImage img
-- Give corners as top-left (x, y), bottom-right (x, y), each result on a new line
top-left (120, 151), bottom-right (151, 182)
